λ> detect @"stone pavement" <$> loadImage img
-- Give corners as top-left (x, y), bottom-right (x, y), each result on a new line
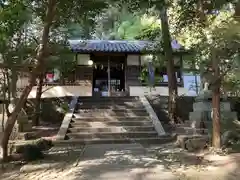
top-left (72, 143), bottom-right (177, 180)
top-left (1, 143), bottom-right (240, 180)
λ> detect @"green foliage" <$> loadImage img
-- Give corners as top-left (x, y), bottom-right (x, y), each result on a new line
top-left (138, 55), bottom-right (165, 87)
top-left (0, 1), bottom-right (31, 39)
top-left (0, 0), bottom-right (32, 55)
top-left (168, 1), bottom-right (240, 93)
top-left (93, 4), bottom-right (161, 40)
top-left (139, 65), bottom-right (163, 87)
top-left (135, 25), bottom-right (160, 40)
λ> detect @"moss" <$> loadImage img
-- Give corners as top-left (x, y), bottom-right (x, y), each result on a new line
top-left (14, 138), bottom-right (53, 162)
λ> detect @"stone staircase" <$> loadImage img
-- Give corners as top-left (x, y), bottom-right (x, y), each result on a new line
top-left (64, 97), bottom-right (174, 145)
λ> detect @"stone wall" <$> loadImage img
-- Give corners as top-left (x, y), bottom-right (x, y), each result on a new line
top-left (229, 97), bottom-right (240, 119)
top-left (146, 95), bottom-right (240, 125)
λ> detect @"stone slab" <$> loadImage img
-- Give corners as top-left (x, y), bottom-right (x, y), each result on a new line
top-left (55, 113), bottom-right (72, 140)
top-left (139, 96), bottom-right (166, 136)
top-left (56, 96), bottom-right (79, 140)
top-left (189, 111), bottom-right (238, 122)
top-left (193, 101), bottom-right (231, 111)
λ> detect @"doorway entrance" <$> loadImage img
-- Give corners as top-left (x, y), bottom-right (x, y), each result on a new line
top-left (92, 54), bottom-right (126, 97)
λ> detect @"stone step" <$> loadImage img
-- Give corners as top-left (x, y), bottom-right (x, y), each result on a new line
top-left (60, 136), bottom-right (175, 145)
top-left (67, 126), bottom-right (156, 133)
top-left (77, 104), bottom-right (145, 109)
top-left (76, 109), bottom-right (147, 113)
top-left (70, 120), bottom-right (153, 127)
top-left (78, 101), bottom-right (144, 107)
top-left (78, 97), bottom-right (140, 102)
top-left (71, 116), bottom-right (151, 122)
top-left (50, 142), bottom-right (84, 149)
top-left (72, 111), bottom-right (149, 118)
top-left (66, 131), bottom-right (158, 139)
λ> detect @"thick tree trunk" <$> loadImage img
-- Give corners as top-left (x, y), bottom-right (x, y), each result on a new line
top-left (212, 87), bottom-right (221, 148)
top-left (212, 51), bottom-right (221, 148)
top-left (235, 1), bottom-right (240, 20)
top-left (33, 73), bottom-right (44, 126)
top-left (197, 0), bottom-right (207, 25)
top-left (1, 0), bottom-right (56, 161)
top-left (160, 5), bottom-right (178, 124)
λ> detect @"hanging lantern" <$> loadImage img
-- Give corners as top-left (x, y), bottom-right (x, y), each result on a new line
top-left (88, 60), bottom-right (93, 66)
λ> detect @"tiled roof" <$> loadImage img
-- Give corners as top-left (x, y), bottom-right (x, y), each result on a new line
top-left (68, 39), bottom-right (183, 53)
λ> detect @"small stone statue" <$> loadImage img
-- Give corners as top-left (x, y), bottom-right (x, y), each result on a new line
top-left (196, 77), bottom-right (212, 101)
top-left (69, 96), bottom-right (78, 110)
top-left (203, 82), bottom-right (209, 91)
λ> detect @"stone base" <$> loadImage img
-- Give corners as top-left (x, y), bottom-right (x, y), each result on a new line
top-left (187, 120), bottom-right (212, 129)
top-left (195, 90), bottom-right (212, 101)
top-left (195, 90), bottom-right (228, 102)
top-left (189, 111), bottom-right (238, 122)
top-left (193, 101), bottom-right (231, 111)
top-left (18, 123), bottom-right (32, 132)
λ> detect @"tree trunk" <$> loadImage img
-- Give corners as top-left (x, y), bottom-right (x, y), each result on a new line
top-left (10, 69), bottom-right (18, 100)
top-left (60, 71), bottom-right (65, 85)
top-left (235, 1), bottom-right (240, 20)
top-left (1, 103), bottom-right (5, 131)
top-left (5, 70), bottom-right (11, 117)
top-left (159, 4), bottom-right (178, 124)
top-left (197, 0), bottom-right (207, 25)
top-left (212, 51), bottom-right (221, 148)
top-left (33, 73), bottom-right (44, 126)
top-left (1, 0), bottom-right (56, 161)
top-left (194, 73), bottom-right (199, 95)
top-left (1, 70), bottom-right (6, 131)
top-left (192, 61), bottom-right (199, 95)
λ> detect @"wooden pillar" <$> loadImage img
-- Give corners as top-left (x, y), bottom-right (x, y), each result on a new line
top-left (179, 55), bottom-right (184, 87)
top-left (108, 56), bottom-right (111, 96)
top-left (74, 53), bottom-right (78, 82)
top-left (124, 54), bottom-right (127, 93)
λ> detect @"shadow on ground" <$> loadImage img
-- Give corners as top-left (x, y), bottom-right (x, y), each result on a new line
top-left (0, 143), bottom-right (84, 180)
top-left (71, 144), bottom-right (240, 180)
top-left (0, 143), bottom-right (240, 180)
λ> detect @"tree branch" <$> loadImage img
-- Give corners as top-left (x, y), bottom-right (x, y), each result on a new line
top-left (32, 37), bottom-right (39, 44)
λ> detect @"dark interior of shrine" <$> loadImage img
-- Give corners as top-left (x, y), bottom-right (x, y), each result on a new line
top-left (91, 54), bottom-right (126, 94)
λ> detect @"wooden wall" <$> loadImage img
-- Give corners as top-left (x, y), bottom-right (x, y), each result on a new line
top-left (75, 65), bottom-right (93, 96)
top-left (125, 65), bottom-right (141, 93)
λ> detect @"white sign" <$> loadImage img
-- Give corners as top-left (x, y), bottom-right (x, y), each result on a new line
top-left (77, 54), bottom-right (91, 65)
